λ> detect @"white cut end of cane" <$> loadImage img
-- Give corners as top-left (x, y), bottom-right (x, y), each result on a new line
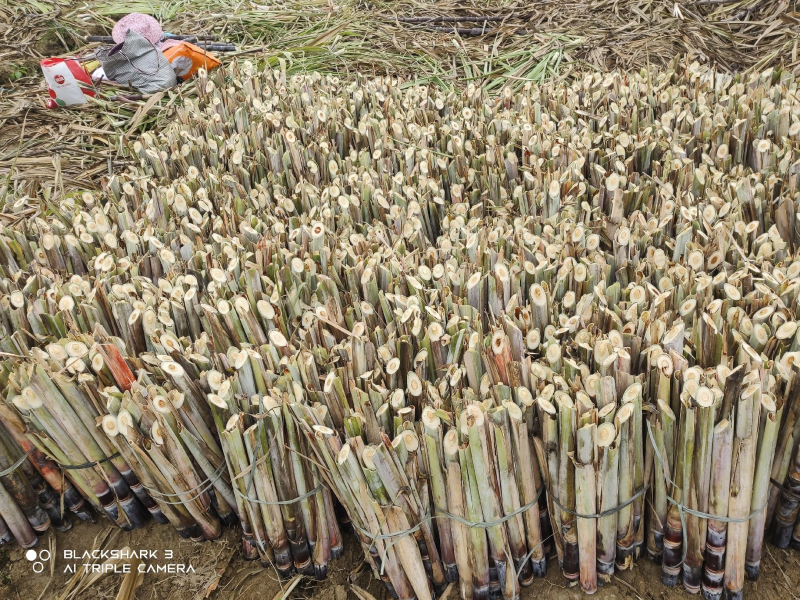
top-left (290, 257), bottom-right (305, 274)
top-left (526, 329), bottom-right (541, 350)
top-left (707, 250), bottom-right (723, 270)
top-left (499, 400), bottom-right (520, 423)
top-left (208, 394), bottom-right (227, 409)
top-left (752, 305), bottom-right (775, 323)
top-left (545, 343), bottom-right (561, 364)
top-left (464, 403), bottom-right (485, 429)
top-left (47, 343), bottom-right (68, 362)
top-left (358, 445), bottom-right (377, 470)
top-left (622, 382), bottom-right (642, 404)
top-left (681, 367), bottom-right (701, 386)
top-left (607, 329), bottom-right (624, 349)
top-left (630, 285), bottom-right (646, 305)
top-left (679, 298), bottom-right (696, 316)
top-left (427, 321), bottom-right (444, 343)
top-left (466, 271), bottom-right (482, 290)
top-left (162, 361), bottom-right (185, 378)
top-left (151, 421), bottom-right (164, 445)
top-left (207, 370), bottom-right (223, 391)
top-left (443, 428), bottom-right (460, 457)
top-left (598, 401), bottom-right (616, 420)
top-left (169, 391), bottom-right (184, 410)
top-left (376, 344), bottom-right (393, 363)
top-left (584, 372), bottom-right (599, 394)
top-left (401, 429), bottom-right (419, 452)
top-left (117, 410), bottom-right (133, 438)
top-left (743, 342), bottom-right (763, 363)
top-left (721, 282), bottom-right (741, 301)
top-left (407, 372), bottom-right (423, 397)
top-left (741, 384), bottom-right (761, 404)
top-left (421, 406), bottom-right (440, 428)
top-left (313, 425), bottom-right (335, 439)
top-left (536, 395), bottom-right (556, 416)
top-left (657, 398), bottom-right (675, 419)
top-left (91, 353), bottom-right (104, 372)
top-left (234, 350), bottom-right (248, 370)
top-left (372, 405), bottom-right (389, 430)
top-left (42, 233), bottom-right (56, 250)
top-left (59, 295), bottom-right (75, 312)
top-left (417, 264), bottom-right (432, 283)
top-left (696, 386), bottom-right (714, 408)
top-left (261, 394), bottom-right (279, 412)
top-left (142, 309), bottom-right (159, 331)
top-left (663, 321), bottom-right (684, 344)
top-left (390, 388), bottom-right (405, 409)
top-left (11, 393), bottom-right (30, 411)
top-left (160, 334), bottom-right (181, 353)
top-left (494, 262), bottom-right (510, 283)
top-left (269, 330), bottom-right (288, 347)
top-left (322, 371), bottom-right (338, 394)
top-left (153, 395), bottom-right (172, 414)
top-left (336, 444), bottom-right (352, 466)
top-left (762, 394), bottom-right (777, 413)
top-left (491, 330), bottom-right (507, 355)
top-left (531, 283), bottom-right (547, 305)
top-left (102, 415), bottom-right (119, 437)
top-left (224, 413), bottom-right (241, 433)
top-left (217, 299), bottom-right (231, 315)
top-left (777, 321), bottom-right (797, 340)
top-left (257, 300), bottom-right (275, 320)
top-left (563, 291), bottom-right (576, 311)
top-left (66, 356), bottom-right (86, 373)
top-left (616, 401), bottom-right (635, 424)
top-left (597, 422), bottom-right (616, 446)
top-left (9, 290), bottom-right (25, 308)
top-left (127, 310), bottom-right (142, 330)
top-left (209, 268), bottom-right (226, 284)
top-left (386, 357), bottom-right (400, 375)
top-left (234, 297), bottom-right (251, 315)
top-left (788, 262), bottom-right (800, 279)
top-left (298, 310), bottom-right (313, 329)
top-left (399, 307), bottom-right (413, 326)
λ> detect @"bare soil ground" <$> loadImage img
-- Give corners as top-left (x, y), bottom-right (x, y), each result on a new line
top-left (1, 518), bottom-right (798, 600)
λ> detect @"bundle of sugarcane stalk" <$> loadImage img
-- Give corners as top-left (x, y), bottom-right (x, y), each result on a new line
top-left (534, 381), bottom-right (644, 594)
top-left (0, 56), bottom-right (799, 600)
top-left (646, 363), bottom-right (780, 600)
top-left (215, 387), bottom-right (342, 578)
top-left (0, 417), bottom-right (63, 549)
top-left (295, 382), bottom-right (549, 600)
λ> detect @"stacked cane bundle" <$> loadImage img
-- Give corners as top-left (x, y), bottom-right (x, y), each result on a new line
top-left (0, 418), bottom-right (63, 549)
top-left (647, 364), bottom-right (780, 600)
top-left (0, 57), bottom-right (798, 600)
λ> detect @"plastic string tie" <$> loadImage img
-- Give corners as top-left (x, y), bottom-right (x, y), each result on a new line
top-left (141, 461), bottom-right (226, 506)
top-left (58, 451), bottom-right (121, 470)
top-left (0, 449), bottom-right (34, 477)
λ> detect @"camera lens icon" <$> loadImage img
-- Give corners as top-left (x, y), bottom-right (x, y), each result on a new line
top-left (26, 548), bottom-right (50, 573)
